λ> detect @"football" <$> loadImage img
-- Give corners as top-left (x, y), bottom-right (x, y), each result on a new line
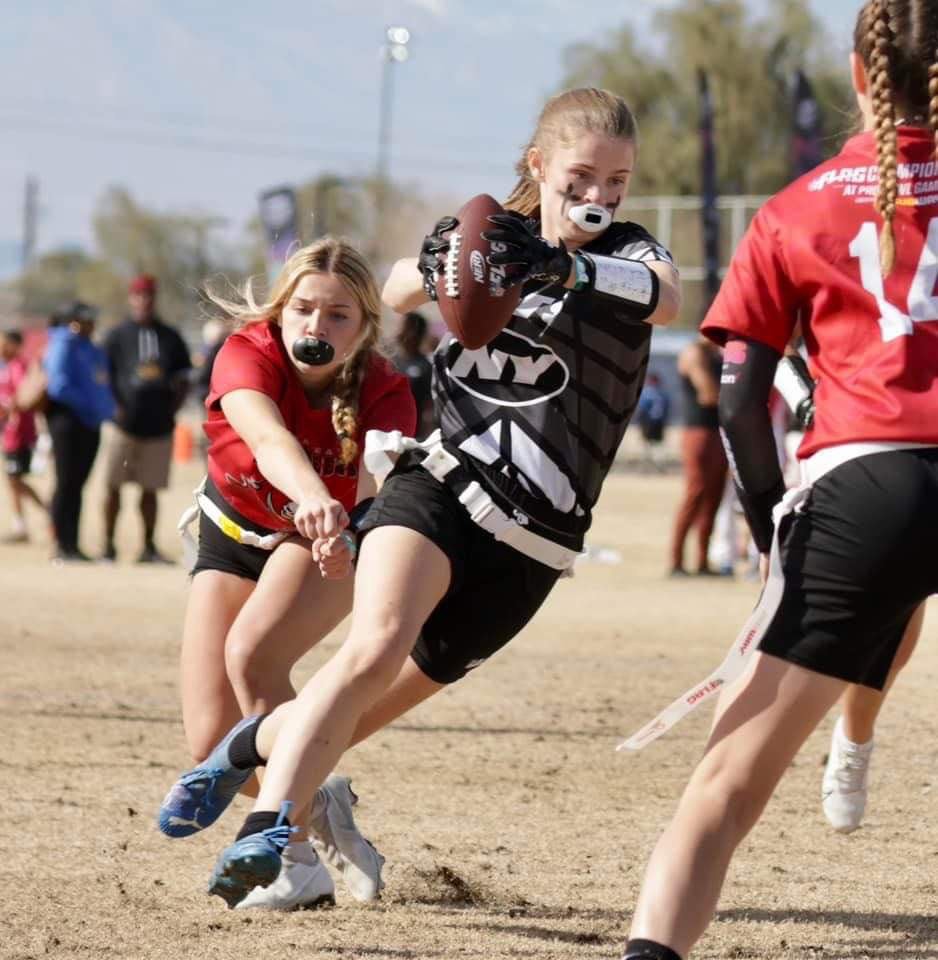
top-left (435, 194), bottom-right (522, 350)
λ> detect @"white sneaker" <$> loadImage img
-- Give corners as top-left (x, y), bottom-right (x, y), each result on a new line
top-left (310, 775), bottom-right (385, 902)
top-left (821, 717), bottom-right (874, 833)
top-left (235, 842), bottom-right (335, 911)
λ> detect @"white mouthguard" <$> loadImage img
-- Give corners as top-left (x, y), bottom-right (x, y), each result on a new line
top-left (567, 203), bottom-right (611, 233)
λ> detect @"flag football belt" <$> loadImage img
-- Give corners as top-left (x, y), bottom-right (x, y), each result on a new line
top-left (177, 477), bottom-right (289, 569)
top-left (617, 440), bottom-right (936, 752)
top-left (363, 429), bottom-right (580, 571)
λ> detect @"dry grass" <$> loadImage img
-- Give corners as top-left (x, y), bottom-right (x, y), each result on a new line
top-left (3, 431), bottom-right (938, 959)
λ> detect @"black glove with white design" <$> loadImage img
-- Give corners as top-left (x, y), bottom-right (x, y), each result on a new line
top-left (417, 216), bottom-right (458, 301)
top-left (483, 214), bottom-right (573, 287)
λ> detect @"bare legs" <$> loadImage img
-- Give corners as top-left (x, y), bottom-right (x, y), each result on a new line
top-left (4, 471), bottom-right (44, 539)
top-left (839, 602), bottom-right (923, 743)
top-left (628, 654), bottom-right (845, 958)
top-left (181, 538), bottom-right (354, 833)
top-left (250, 527), bottom-right (451, 818)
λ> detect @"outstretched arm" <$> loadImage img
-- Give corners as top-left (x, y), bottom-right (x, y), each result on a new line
top-left (220, 388), bottom-right (347, 542)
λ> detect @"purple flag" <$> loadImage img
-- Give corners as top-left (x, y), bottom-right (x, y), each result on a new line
top-left (792, 69), bottom-right (822, 177)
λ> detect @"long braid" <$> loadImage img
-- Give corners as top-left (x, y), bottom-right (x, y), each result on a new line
top-left (331, 346), bottom-right (369, 466)
top-left (869, 0), bottom-right (900, 274)
top-left (929, 54), bottom-right (938, 165)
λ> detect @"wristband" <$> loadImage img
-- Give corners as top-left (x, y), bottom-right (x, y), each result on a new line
top-left (339, 530), bottom-right (358, 560)
top-left (572, 252), bottom-right (591, 291)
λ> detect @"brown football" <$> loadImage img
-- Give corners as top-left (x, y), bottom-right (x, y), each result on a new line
top-left (435, 194), bottom-right (522, 350)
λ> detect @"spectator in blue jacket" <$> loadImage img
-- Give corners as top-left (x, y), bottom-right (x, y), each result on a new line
top-left (44, 301), bottom-right (115, 563)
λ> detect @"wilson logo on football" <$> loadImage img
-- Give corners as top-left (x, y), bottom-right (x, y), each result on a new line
top-left (469, 250), bottom-right (486, 285)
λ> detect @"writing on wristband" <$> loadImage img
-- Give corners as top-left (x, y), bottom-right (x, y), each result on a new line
top-left (580, 253), bottom-right (659, 318)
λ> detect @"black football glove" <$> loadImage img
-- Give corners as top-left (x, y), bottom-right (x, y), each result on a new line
top-left (482, 214), bottom-right (573, 287)
top-left (417, 216), bottom-right (458, 301)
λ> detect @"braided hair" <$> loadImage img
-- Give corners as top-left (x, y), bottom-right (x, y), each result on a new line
top-left (855, 0), bottom-right (938, 273)
top-left (504, 88), bottom-right (638, 218)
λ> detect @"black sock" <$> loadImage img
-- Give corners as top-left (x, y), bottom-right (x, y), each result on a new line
top-left (228, 714), bottom-right (268, 770)
top-left (623, 939), bottom-right (683, 960)
top-left (236, 811), bottom-right (289, 842)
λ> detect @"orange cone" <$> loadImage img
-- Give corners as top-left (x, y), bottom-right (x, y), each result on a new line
top-left (173, 422), bottom-right (194, 464)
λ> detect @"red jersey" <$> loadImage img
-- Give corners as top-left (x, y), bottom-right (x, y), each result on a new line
top-left (703, 126), bottom-right (938, 458)
top-left (204, 320), bottom-right (416, 530)
top-left (0, 356), bottom-right (38, 453)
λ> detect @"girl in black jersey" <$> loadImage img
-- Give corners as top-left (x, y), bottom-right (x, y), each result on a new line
top-left (156, 87), bottom-right (680, 909)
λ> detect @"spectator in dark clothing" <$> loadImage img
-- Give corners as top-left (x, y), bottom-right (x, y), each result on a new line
top-left (391, 311), bottom-right (434, 438)
top-left (44, 301), bottom-right (115, 563)
top-left (101, 274), bottom-right (191, 564)
top-left (636, 371), bottom-right (671, 471)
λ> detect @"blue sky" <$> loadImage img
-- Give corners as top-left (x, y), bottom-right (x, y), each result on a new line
top-left (0, 0), bottom-right (861, 277)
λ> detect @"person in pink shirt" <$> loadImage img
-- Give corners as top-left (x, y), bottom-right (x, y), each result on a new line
top-left (0, 330), bottom-right (44, 542)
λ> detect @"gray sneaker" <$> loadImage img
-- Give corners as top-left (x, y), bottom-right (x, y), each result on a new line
top-left (310, 775), bottom-right (385, 902)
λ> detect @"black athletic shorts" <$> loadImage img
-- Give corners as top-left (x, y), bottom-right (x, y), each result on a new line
top-left (190, 477), bottom-right (280, 582)
top-left (357, 458), bottom-right (562, 684)
top-left (4, 447), bottom-right (33, 477)
top-left (759, 448), bottom-right (938, 689)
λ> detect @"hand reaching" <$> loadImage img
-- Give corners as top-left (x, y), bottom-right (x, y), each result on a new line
top-left (417, 216), bottom-right (458, 301)
top-left (312, 532), bottom-right (355, 580)
top-left (292, 494), bottom-right (348, 542)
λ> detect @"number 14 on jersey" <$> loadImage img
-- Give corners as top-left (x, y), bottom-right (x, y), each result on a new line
top-left (850, 219), bottom-right (938, 342)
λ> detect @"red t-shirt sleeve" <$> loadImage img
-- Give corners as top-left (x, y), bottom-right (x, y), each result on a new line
top-left (360, 363), bottom-right (418, 438)
top-left (205, 328), bottom-right (285, 410)
top-left (701, 203), bottom-right (800, 355)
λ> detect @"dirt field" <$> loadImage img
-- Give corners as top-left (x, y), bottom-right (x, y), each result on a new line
top-left (4, 438), bottom-right (938, 960)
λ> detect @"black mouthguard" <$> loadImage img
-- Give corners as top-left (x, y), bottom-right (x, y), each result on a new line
top-left (292, 337), bottom-right (335, 366)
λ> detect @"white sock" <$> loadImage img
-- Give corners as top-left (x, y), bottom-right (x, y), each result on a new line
top-left (10, 515), bottom-right (26, 535)
top-left (836, 715), bottom-right (873, 751)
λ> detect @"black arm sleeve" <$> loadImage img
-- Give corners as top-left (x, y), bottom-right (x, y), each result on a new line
top-left (718, 337), bottom-right (787, 553)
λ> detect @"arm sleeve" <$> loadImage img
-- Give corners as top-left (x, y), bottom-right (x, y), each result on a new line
top-left (702, 205), bottom-right (799, 354)
top-left (206, 333), bottom-right (284, 409)
top-left (719, 337), bottom-right (787, 553)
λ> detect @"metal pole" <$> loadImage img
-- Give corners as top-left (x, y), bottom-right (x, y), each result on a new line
top-left (374, 51), bottom-right (394, 263)
top-left (21, 176), bottom-right (38, 273)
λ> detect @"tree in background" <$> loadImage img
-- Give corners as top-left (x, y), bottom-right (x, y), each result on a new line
top-left (562, 0), bottom-right (852, 197)
top-left (562, 0), bottom-right (853, 325)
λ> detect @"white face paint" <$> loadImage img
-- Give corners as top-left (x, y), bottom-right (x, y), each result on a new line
top-left (567, 202), bottom-right (612, 233)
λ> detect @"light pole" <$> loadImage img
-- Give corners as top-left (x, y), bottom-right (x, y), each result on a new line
top-left (375, 26), bottom-right (410, 262)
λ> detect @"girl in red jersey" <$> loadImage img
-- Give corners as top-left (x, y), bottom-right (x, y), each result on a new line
top-left (166, 237), bottom-right (416, 910)
top-left (622, 3), bottom-right (938, 958)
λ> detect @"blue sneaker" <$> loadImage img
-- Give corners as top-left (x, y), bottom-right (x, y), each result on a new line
top-left (157, 715), bottom-right (261, 838)
top-left (208, 803), bottom-right (295, 909)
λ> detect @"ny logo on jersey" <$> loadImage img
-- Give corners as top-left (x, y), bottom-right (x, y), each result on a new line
top-left (444, 328), bottom-right (569, 408)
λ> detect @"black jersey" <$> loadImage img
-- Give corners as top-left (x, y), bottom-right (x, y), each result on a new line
top-left (432, 221), bottom-right (673, 548)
